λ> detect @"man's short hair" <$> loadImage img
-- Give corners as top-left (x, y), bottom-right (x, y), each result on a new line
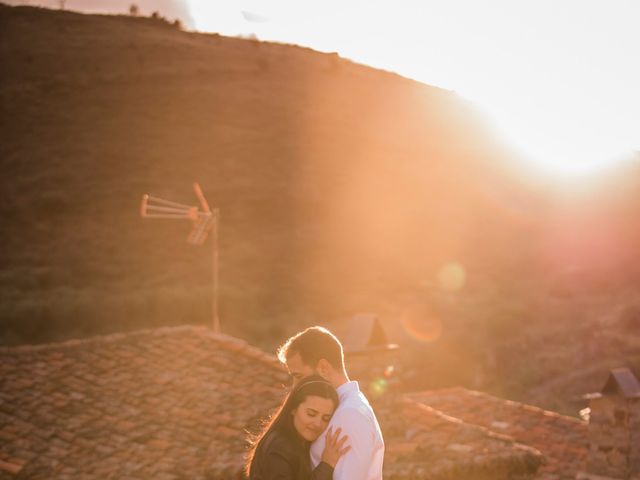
top-left (277, 326), bottom-right (345, 370)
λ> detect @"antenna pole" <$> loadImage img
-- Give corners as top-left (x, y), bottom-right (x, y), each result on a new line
top-left (212, 208), bottom-right (220, 333)
top-left (141, 184), bottom-right (221, 333)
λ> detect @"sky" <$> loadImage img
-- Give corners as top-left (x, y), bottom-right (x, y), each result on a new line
top-left (10, 0), bottom-right (640, 176)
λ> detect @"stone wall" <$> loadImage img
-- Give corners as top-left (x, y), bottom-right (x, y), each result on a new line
top-left (630, 399), bottom-right (640, 476)
top-left (587, 395), bottom-right (638, 479)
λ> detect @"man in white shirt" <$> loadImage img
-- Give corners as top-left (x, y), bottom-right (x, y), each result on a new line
top-left (277, 326), bottom-right (384, 480)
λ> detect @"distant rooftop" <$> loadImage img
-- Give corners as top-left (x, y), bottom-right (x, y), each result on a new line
top-left (601, 367), bottom-right (640, 398)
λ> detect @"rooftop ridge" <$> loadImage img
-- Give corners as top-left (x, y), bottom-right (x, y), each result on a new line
top-left (464, 387), bottom-right (586, 424)
top-left (0, 324), bottom-right (208, 353)
top-left (414, 386), bottom-right (585, 425)
top-left (0, 325), bottom-right (283, 370)
top-left (403, 396), bottom-right (517, 444)
top-left (205, 330), bottom-right (284, 369)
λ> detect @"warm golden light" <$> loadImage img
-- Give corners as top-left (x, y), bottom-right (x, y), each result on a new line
top-left (8, 1), bottom-right (636, 175)
top-left (437, 262), bottom-right (466, 292)
top-left (369, 378), bottom-right (389, 398)
top-left (401, 307), bottom-right (443, 343)
top-left (489, 111), bottom-right (635, 178)
top-left (185, 0), bottom-right (640, 178)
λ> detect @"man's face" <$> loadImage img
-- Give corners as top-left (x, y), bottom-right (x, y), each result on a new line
top-left (286, 352), bottom-right (316, 386)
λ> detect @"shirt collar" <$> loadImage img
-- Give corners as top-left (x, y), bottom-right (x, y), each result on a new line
top-left (336, 380), bottom-right (359, 402)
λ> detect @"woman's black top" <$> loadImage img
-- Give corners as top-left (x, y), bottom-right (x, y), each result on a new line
top-left (249, 429), bottom-right (334, 480)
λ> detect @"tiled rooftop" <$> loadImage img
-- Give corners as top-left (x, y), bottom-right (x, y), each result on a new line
top-left (408, 388), bottom-right (589, 480)
top-left (0, 326), bottom-right (289, 479)
top-left (379, 396), bottom-right (543, 479)
top-left (0, 327), bottom-right (589, 479)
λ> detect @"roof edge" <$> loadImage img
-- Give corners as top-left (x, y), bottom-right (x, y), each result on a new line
top-left (0, 325), bottom-right (210, 353)
top-left (403, 396), bottom-right (517, 444)
top-left (0, 325), bottom-right (285, 372)
top-left (407, 386), bottom-right (586, 425)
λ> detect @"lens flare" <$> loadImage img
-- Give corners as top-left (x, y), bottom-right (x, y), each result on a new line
top-left (437, 262), bottom-right (466, 292)
top-left (369, 378), bottom-right (388, 398)
top-left (401, 308), bottom-right (443, 343)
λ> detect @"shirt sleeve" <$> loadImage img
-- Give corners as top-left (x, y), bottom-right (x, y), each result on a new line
top-left (329, 407), bottom-right (375, 480)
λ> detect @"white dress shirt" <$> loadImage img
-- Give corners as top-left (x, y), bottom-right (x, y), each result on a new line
top-left (310, 381), bottom-right (384, 480)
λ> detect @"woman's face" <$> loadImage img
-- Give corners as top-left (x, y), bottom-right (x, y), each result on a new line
top-left (291, 395), bottom-right (335, 442)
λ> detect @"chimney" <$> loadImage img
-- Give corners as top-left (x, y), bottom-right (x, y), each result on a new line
top-left (578, 367), bottom-right (640, 480)
top-left (333, 313), bottom-right (399, 399)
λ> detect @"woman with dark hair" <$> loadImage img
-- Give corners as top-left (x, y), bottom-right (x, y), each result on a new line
top-left (246, 375), bottom-right (350, 479)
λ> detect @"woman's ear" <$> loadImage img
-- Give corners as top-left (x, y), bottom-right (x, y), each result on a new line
top-left (316, 358), bottom-right (332, 379)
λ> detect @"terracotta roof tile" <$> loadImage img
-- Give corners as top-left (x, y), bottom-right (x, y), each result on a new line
top-left (0, 326), bottom-right (289, 479)
top-left (407, 387), bottom-right (589, 479)
top-left (1, 328), bottom-right (587, 479)
top-left (376, 396), bottom-right (543, 479)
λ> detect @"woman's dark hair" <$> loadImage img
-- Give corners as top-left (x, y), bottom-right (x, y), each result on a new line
top-left (245, 375), bottom-right (338, 476)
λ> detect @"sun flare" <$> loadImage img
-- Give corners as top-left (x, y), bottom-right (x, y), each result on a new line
top-left (489, 110), bottom-right (635, 178)
top-left (184, 0), bottom-right (640, 180)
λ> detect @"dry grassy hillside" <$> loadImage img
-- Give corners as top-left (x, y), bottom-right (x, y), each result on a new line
top-left (2, 4), bottom-right (639, 414)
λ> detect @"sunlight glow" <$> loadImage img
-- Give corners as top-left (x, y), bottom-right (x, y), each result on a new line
top-left (369, 378), bottom-right (389, 397)
top-left (401, 308), bottom-right (443, 343)
top-left (19, 0), bottom-right (637, 177)
top-left (188, 1), bottom-right (249, 35)
top-left (437, 262), bottom-right (466, 292)
top-left (186, 0), bottom-right (640, 178)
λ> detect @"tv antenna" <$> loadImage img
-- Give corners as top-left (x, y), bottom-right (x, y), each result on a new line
top-left (140, 183), bottom-right (220, 332)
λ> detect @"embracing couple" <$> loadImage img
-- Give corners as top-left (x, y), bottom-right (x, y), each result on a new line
top-left (245, 326), bottom-right (385, 480)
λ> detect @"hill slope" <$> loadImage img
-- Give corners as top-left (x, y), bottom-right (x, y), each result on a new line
top-left (2, 5), bottom-right (640, 414)
top-left (0, 5), bottom-right (531, 338)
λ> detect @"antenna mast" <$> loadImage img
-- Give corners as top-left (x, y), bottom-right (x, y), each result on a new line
top-left (140, 183), bottom-right (220, 332)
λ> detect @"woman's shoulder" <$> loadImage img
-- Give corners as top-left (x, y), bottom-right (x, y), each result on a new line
top-left (261, 429), bottom-right (300, 456)
top-left (251, 429), bottom-right (308, 480)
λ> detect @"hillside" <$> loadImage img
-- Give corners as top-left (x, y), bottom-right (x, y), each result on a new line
top-left (1, 4), bottom-right (639, 414)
